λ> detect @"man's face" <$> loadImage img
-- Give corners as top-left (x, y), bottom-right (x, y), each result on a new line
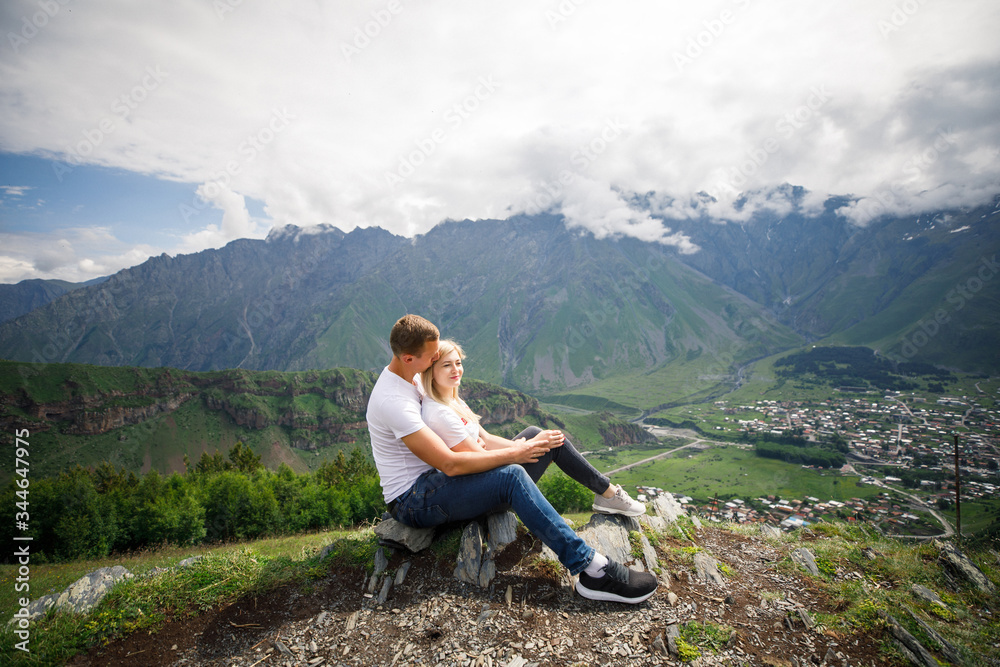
top-left (412, 339), bottom-right (441, 372)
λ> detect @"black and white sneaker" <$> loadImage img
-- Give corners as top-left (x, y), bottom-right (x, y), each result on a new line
top-left (576, 559), bottom-right (658, 604)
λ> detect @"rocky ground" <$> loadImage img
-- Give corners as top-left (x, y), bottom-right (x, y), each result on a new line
top-left (66, 519), bottom-right (894, 667)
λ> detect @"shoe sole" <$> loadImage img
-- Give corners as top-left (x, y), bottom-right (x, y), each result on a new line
top-left (575, 581), bottom-right (656, 604)
top-left (591, 504), bottom-right (646, 517)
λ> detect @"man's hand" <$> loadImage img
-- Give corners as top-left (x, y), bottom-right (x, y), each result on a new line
top-left (403, 426), bottom-right (547, 476)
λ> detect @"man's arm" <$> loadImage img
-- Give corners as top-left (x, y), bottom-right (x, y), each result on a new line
top-left (402, 427), bottom-right (553, 476)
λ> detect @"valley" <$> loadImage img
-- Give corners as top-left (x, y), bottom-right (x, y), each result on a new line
top-left (3, 348), bottom-right (997, 539)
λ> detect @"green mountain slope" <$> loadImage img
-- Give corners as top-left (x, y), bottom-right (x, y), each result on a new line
top-left (668, 194), bottom-right (1000, 370)
top-left (304, 216), bottom-right (803, 397)
top-left (0, 360), bottom-right (377, 480)
top-left (1, 198), bottom-right (997, 398)
top-left (0, 360), bottom-right (645, 481)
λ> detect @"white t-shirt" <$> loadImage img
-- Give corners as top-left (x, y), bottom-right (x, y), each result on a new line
top-left (367, 367), bottom-right (431, 503)
top-left (366, 367), bottom-right (461, 503)
top-left (422, 398), bottom-right (479, 448)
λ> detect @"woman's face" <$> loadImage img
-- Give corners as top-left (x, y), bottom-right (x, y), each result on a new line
top-left (433, 349), bottom-right (464, 392)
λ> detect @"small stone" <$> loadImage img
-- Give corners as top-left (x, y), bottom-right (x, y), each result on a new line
top-left (274, 639), bottom-right (294, 657)
top-left (454, 522), bottom-right (485, 586)
top-left (376, 576), bottom-right (392, 604)
top-left (693, 551), bottom-right (725, 585)
top-left (486, 511), bottom-right (518, 552)
top-left (791, 548), bottom-right (820, 577)
top-left (911, 583), bottom-right (944, 606)
top-left (373, 547), bottom-right (389, 577)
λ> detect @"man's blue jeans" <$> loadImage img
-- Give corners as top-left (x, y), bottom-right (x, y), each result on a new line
top-left (391, 463), bottom-right (595, 575)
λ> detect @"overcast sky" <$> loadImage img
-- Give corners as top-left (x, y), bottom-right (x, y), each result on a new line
top-left (1, 0), bottom-right (998, 283)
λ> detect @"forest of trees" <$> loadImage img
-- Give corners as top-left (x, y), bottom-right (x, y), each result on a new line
top-left (774, 346), bottom-right (956, 391)
top-left (754, 441), bottom-right (847, 468)
top-left (2, 440), bottom-right (596, 563)
top-left (1, 443), bottom-right (384, 563)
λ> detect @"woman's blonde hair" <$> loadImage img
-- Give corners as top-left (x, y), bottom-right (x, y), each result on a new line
top-left (421, 339), bottom-right (480, 424)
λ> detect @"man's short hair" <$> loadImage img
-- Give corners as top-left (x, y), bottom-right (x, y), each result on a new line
top-left (389, 314), bottom-right (440, 356)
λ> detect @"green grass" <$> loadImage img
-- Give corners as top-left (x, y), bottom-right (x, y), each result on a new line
top-left (680, 620), bottom-right (735, 654)
top-left (0, 528), bottom-right (379, 665)
top-left (584, 442), bottom-right (688, 471)
top-left (941, 498), bottom-right (1000, 537)
top-left (602, 445), bottom-right (882, 505)
top-left (543, 357), bottom-right (742, 413)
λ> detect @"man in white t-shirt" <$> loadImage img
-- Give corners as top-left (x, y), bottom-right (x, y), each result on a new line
top-left (366, 314), bottom-right (657, 605)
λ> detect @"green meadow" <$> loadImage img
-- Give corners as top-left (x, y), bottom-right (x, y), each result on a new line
top-left (595, 445), bottom-right (884, 505)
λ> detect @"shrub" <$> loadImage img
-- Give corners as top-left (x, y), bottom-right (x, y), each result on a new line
top-left (537, 469), bottom-right (593, 513)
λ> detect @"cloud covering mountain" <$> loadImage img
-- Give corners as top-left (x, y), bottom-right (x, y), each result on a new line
top-left (1, 0), bottom-right (998, 283)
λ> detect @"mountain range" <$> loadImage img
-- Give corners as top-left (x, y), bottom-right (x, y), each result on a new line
top-left (1, 192), bottom-right (998, 408)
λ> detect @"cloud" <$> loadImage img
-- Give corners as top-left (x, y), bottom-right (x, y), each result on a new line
top-left (176, 183), bottom-right (266, 254)
top-left (0, 0), bottom-right (998, 272)
top-left (0, 227), bottom-right (158, 283)
top-left (1, 185), bottom-right (31, 197)
top-left (553, 177), bottom-right (698, 253)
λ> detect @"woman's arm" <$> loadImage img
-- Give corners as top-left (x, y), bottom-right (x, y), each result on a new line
top-left (452, 434), bottom-right (487, 453)
top-left (479, 427), bottom-right (564, 451)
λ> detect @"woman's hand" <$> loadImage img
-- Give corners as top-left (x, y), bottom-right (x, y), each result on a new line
top-left (509, 429), bottom-right (564, 460)
top-left (509, 439), bottom-right (557, 464)
top-left (529, 429), bottom-right (564, 449)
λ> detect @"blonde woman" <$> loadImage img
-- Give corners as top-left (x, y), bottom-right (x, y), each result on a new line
top-left (420, 339), bottom-right (645, 518)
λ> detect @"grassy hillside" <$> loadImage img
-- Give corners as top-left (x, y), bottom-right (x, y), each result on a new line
top-left (0, 360), bottom-right (649, 482)
top-left (2, 510), bottom-right (997, 665)
top-left (600, 445), bottom-right (881, 504)
top-left (0, 361), bottom-right (379, 481)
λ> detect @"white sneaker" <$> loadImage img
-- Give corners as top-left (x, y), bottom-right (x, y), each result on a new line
top-left (592, 484), bottom-right (646, 517)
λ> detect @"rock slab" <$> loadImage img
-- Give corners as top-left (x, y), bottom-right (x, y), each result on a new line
top-left (791, 547), bottom-right (819, 577)
top-left (373, 517), bottom-right (436, 553)
top-left (17, 565), bottom-right (133, 622)
top-left (936, 539), bottom-right (997, 595)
